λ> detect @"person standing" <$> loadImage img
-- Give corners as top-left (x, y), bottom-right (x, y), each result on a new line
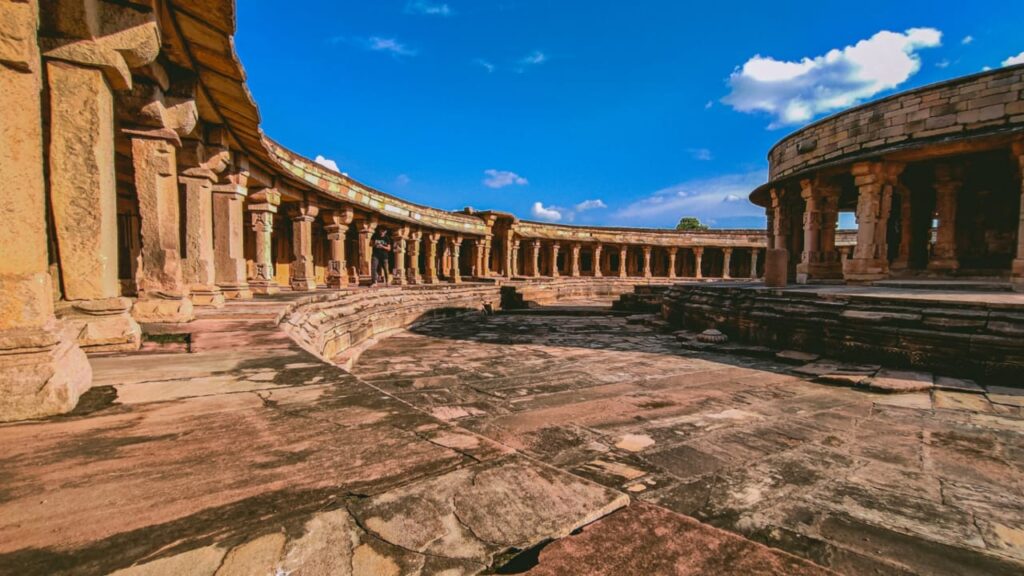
top-left (370, 228), bottom-right (393, 286)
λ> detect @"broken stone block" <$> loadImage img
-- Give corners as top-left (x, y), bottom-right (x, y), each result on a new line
top-left (866, 369), bottom-right (934, 394)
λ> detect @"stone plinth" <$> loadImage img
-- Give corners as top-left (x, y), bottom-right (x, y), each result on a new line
top-left (763, 249), bottom-right (788, 288)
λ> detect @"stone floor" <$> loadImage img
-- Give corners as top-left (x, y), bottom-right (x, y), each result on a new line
top-left (0, 296), bottom-right (1021, 575)
top-left (351, 309), bottom-right (1024, 575)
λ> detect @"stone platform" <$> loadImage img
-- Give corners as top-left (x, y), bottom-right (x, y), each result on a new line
top-left (662, 283), bottom-right (1024, 385)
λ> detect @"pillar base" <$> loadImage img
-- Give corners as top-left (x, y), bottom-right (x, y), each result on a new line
top-left (927, 258), bottom-right (960, 272)
top-left (55, 297), bottom-right (142, 353)
top-left (0, 325), bottom-right (93, 422)
top-left (189, 284), bottom-right (226, 308)
top-left (392, 273), bottom-right (408, 286)
top-left (132, 293), bottom-right (195, 324)
top-left (842, 258), bottom-right (890, 283)
top-left (219, 283), bottom-right (254, 300)
top-left (250, 281), bottom-right (280, 296)
top-left (795, 261), bottom-right (844, 284)
top-left (290, 278), bottom-right (318, 292)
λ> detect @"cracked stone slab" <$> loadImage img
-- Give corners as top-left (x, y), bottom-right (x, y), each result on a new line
top-left (866, 369), bottom-right (933, 393)
top-left (349, 456), bottom-right (628, 567)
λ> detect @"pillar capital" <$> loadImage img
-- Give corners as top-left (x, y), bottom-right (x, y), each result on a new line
top-left (667, 246), bottom-right (679, 255)
top-left (287, 201), bottom-right (319, 222)
top-left (248, 188), bottom-right (281, 211)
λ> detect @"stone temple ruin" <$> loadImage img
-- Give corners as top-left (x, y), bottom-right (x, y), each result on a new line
top-left (1, 1), bottom-right (1023, 575)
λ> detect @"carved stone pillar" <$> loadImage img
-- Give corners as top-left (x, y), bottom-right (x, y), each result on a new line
top-left (750, 249), bottom-right (760, 279)
top-left (180, 171), bottom-right (224, 307)
top-left (46, 60), bottom-right (140, 350)
top-left (128, 134), bottom-right (194, 323)
top-left (389, 227), bottom-right (408, 286)
top-left (212, 182), bottom-right (253, 299)
top-left (324, 208), bottom-right (353, 288)
top-left (531, 240), bottom-right (542, 278)
top-left (668, 247), bottom-right (678, 279)
top-left (357, 217), bottom-right (378, 278)
top-left (929, 164), bottom-right (963, 272)
top-left (511, 240), bottom-right (521, 277)
top-left (408, 229), bottom-right (423, 284)
top-left (796, 178), bottom-right (843, 284)
top-left (0, 1), bottom-right (92, 421)
top-left (1012, 142), bottom-right (1024, 292)
top-left (450, 235), bottom-right (463, 284)
top-left (891, 185), bottom-right (914, 272)
top-left (642, 246), bottom-right (653, 278)
top-left (722, 248), bottom-right (733, 279)
top-left (843, 162), bottom-right (903, 282)
top-left (480, 236), bottom-right (492, 277)
top-left (694, 247), bottom-right (704, 279)
top-left (593, 244), bottom-right (603, 277)
top-left (247, 189), bottom-right (281, 295)
top-left (288, 202), bottom-right (319, 291)
top-left (571, 243), bottom-right (581, 277)
top-left (425, 232), bottom-right (441, 284)
top-left (550, 242), bottom-right (561, 277)
top-left (619, 246), bottom-right (628, 278)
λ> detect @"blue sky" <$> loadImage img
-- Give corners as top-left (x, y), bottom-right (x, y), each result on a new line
top-left (237, 1), bottom-right (1024, 229)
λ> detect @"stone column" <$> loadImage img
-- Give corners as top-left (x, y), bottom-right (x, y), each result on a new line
top-left (0, 1), bottom-right (92, 421)
top-left (391, 227), bottom-right (408, 285)
top-left (571, 243), bottom-right (582, 277)
top-left (503, 234), bottom-right (515, 278)
top-left (549, 242), bottom-right (561, 277)
top-left (511, 240), bottom-right (521, 277)
top-left (212, 183), bottom-right (253, 299)
top-left (891, 185), bottom-right (914, 272)
top-left (531, 240), bottom-right (542, 278)
top-left (45, 60), bottom-right (139, 350)
top-left (750, 249), bottom-right (760, 279)
top-left (642, 246), bottom-right (653, 278)
top-left (425, 232), bottom-right (441, 284)
top-left (929, 164), bottom-right (963, 272)
top-left (288, 202), bottom-right (319, 291)
top-left (694, 247), bottom-right (704, 279)
top-left (1012, 142), bottom-right (1024, 292)
top-left (357, 217), bottom-right (378, 278)
top-left (668, 247), bottom-right (678, 279)
top-left (480, 236), bottom-right (492, 277)
top-left (619, 246), bottom-right (628, 278)
top-left (323, 208), bottom-right (353, 288)
top-left (408, 229), bottom-right (423, 284)
top-left (129, 134), bottom-right (194, 323)
top-left (593, 244), bottom-right (603, 277)
top-left (796, 178), bottom-right (843, 283)
top-left (722, 248), bottom-right (733, 279)
top-left (843, 162), bottom-right (903, 282)
top-left (180, 170), bottom-right (223, 307)
top-left (450, 235), bottom-right (463, 284)
top-left (247, 189), bottom-right (281, 295)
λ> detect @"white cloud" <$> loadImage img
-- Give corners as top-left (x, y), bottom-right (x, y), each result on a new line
top-left (688, 148), bottom-right (713, 161)
top-left (723, 27), bottom-right (942, 127)
top-left (704, 100), bottom-right (714, 110)
top-left (396, 174), bottom-right (411, 186)
top-left (531, 202), bottom-right (562, 222)
top-left (483, 169), bottom-right (528, 189)
top-left (612, 171), bottom-right (766, 227)
top-left (936, 59), bottom-right (951, 69)
top-left (1003, 52), bottom-right (1024, 67)
top-left (474, 58), bottom-right (495, 73)
top-left (575, 199), bottom-right (607, 211)
top-left (368, 37), bottom-right (417, 57)
top-left (516, 50), bottom-right (547, 72)
top-left (315, 155), bottom-right (340, 172)
top-left (962, 35), bottom-right (974, 45)
top-left (404, 1), bottom-right (452, 16)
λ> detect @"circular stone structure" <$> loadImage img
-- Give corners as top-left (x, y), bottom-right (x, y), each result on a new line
top-left (749, 65), bottom-right (1024, 288)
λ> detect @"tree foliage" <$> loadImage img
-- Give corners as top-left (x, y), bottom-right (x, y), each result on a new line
top-left (676, 217), bottom-right (709, 231)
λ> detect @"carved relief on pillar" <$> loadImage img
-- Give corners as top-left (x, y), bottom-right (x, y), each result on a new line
top-left (450, 235), bottom-right (464, 284)
top-left (593, 244), bottom-right (603, 277)
top-left (796, 176), bottom-right (843, 283)
top-left (510, 239), bottom-right (521, 277)
top-left (843, 162), bottom-right (904, 282)
top-left (408, 229), bottom-right (423, 284)
top-left (246, 188), bottom-right (281, 295)
top-left (323, 207), bottom-right (353, 289)
top-left (928, 163), bottom-right (964, 272)
top-left (356, 217), bottom-right (379, 278)
top-left (288, 201), bottom-right (319, 291)
top-left (425, 231), bottom-right (442, 284)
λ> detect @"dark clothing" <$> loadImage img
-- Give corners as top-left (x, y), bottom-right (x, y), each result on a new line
top-left (371, 235), bottom-right (392, 283)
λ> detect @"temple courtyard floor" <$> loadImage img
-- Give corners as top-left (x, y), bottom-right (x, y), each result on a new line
top-left (1, 296), bottom-right (1022, 575)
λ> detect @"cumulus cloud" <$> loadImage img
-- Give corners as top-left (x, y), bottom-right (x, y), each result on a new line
top-left (368, 37), bottom-right (417, 57)
top-left (315, 155), bottom-right (340, 172)
top-left (404, 0), bottom-right (452, 16)
top-left (575, 199), bottom-right (607, 211)
top-left (483, 169), bottom-right (529, 189)
top-left (1004, 52), bottom-right (1024, 67)
top-left (723, 28), bottom-right (942, 127)
top-left (611, 171), bottom-right (767, 228)
top-left (531, 202), bottom-right (563, 222)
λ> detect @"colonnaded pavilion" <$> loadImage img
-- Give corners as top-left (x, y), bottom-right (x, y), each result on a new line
top-left (1, 2), bottom-right (1023, 576)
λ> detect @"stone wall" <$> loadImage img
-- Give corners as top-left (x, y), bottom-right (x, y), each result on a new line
top-left (501, 278), bottom-right (670, 308)
top-left (279, 285), bottom-right (501, 362)
top-left (662, 284), bottom-right (1024, 382)
top-left (768, 65), bottom-right (1024, 182)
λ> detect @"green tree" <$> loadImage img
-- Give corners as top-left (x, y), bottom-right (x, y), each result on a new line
top-left (676, 217), bottom-right (709, 231)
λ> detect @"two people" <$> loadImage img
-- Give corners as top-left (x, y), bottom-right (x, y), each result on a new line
top-left (370, 228), bottom-right (393, 286)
